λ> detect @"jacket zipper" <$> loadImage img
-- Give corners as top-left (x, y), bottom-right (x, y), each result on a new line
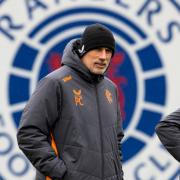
top-left (95, 85), bottom-right (104, 180)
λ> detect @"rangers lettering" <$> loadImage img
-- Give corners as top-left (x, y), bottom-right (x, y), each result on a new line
top-left (115, 0), bottom-right (129, 8)
top-left (25, 0), bottom-right (48, 19)
top-left (137, 0), bottom-right (161, 26)
top-left (157, 21), bottom-right (180, 43)
top-left (0, 15), bottom-right (23, 41)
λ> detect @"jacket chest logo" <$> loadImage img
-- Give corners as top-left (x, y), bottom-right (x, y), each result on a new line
top-left (63, 75), bottom-right (72, 82)
top-left (105, 89), bottom-right (113, 104)
top-left (73, 89), bottom-right (84, 106)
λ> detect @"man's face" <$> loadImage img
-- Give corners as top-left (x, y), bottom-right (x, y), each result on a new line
top-left (81, 47), bottom-right (112, 75)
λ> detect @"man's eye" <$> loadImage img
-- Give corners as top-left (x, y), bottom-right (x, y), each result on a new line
top-left (106, 49), bottom-right (112, 54)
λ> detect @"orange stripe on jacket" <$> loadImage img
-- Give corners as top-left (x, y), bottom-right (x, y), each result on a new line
top-left (46, 133), bottom-right (58, 180)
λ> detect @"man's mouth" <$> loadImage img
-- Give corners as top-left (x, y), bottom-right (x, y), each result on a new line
top-left (95, 63), bottom-right (106, 68)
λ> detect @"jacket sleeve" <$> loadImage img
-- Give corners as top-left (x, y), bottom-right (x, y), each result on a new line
top-left (155, 108), bottom-right (180, 162)
top-left (17, 77), bottom-right (67, 179)
top-left (115, 87), bottom-right (124, 179)
top-left (116, 88), bottom-right (124, 160)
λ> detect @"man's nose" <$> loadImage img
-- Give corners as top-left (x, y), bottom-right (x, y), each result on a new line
top-left (99, 49), bottom-right (106, 59)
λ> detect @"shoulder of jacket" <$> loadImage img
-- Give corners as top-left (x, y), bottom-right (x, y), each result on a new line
top-left (104, 77), bottom-right (117, 89)
top-left (45, 66), bottom-right (72, 82)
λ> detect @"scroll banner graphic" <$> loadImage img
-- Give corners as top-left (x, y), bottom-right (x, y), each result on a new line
top-left (0, 0), bottom-right (179, 179)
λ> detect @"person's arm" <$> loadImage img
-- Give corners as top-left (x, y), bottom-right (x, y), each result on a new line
top-left (115, 88), bottom-right (124, 177)
top-left (155, 108), bottom-right (180, 162)
top-left (17, 77), bottom-right (67, 179)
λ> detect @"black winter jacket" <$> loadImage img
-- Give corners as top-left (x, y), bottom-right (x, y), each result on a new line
top-left (155, 108), bottom-right (180, 162)
top-left (17, 40), bottom-right (124, 180)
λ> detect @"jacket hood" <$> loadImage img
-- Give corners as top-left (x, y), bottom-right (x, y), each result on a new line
top-left (61, 39), bottom-right (104, 83)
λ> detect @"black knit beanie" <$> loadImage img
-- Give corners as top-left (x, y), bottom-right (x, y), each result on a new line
top-left (78, 23), bottom-right (115, 57)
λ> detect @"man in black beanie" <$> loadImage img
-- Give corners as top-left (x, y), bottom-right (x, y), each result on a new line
top-left (17, 23), bottom-right (124, 180)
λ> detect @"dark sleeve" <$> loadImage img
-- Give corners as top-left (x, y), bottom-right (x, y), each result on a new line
top-left (116, 88), bottom-right (124, 160)
top-left (17, 77), bottom-right (67, 179)
top-left (155, 108), bottom-right (180, 162)
top-left (115, 87), bottom-right (124, 178)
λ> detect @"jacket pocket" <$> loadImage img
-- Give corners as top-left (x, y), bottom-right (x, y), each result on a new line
top-left (62, 145), bottom-right (101, 178)
top-left (62, 145), bottom-right (82, 169)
